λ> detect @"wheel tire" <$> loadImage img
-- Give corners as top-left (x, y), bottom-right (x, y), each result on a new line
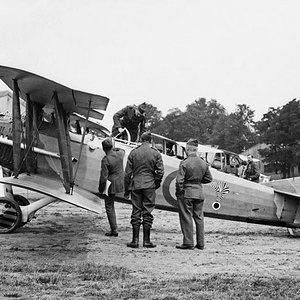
top-left (13, 194), bottom-right (30, 227)
top-left (13, 194), bottom-right (30, 206)
top-left (0, 198), bottom-right (22, 233)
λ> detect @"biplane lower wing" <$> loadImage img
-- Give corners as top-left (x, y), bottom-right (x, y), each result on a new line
top-left (0, 174), bottom-right (102, 214)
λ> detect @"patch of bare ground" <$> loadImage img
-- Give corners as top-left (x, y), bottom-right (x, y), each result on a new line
top-left (0, 194), bottom-right (299, 299)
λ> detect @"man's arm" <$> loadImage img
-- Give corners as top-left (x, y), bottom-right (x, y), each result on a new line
top-left (201, 165), bottom-right (213, 184)
top-left (124, 153), bottom-right (133, 193)
top-left (98, 158), bottom-right (109, 193)
top-left (112, 106), bottom-right (128, 129)
top-left (139, 115), bottom-right (147, 135)
top-left (154, 152), bottom-right (164, 189)
top-left (175, 161), bottom-right (186, 196)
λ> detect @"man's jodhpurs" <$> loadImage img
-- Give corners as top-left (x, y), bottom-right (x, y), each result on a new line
top-left (130, 188), bottom-right (156, 227)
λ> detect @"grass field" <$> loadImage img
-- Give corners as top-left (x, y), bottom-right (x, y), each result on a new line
top-left (1, 260), bottom-right (299, 299)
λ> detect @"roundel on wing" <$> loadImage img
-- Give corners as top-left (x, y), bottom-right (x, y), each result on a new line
top-left (162, 170), bottom-right (178, 208)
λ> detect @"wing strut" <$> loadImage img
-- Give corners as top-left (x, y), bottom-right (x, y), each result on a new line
top-left (12, 80), bottom-right (22, 178)
top-left (25, 93), bottom-right (36, 174)
top-left (73, 98), bottom-right (91, 183)
top-left (53, 92), bottom-right (74, 194)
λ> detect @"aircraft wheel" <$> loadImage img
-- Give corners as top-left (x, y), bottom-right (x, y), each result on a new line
top-left (0, 197), bottom-right (22, 233)
top-left (13, 194), bottom-right (30, 227)
top-left (13, 194), bottom-right (30, 206)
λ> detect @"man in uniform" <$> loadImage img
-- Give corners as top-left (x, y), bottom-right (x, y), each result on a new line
top-left (124, 131), bottom-right (164, 248)
top-left (243, 154), bottom-right (260, 183)
top-left (98, 137), bottom-right (125, 237)
top-left (175, 138), bottom-right (212, 250)
top-left (111, 102), bottom-right (147, 142)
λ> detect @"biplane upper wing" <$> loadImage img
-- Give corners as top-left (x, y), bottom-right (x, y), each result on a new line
top-left (0, 65), bottom-right (109, 119)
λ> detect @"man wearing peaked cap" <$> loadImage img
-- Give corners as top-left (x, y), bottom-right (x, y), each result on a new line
top-left (175, 137), bottom-right (212, 250)
top-left (186, 138), bottom-right (198, 147)
top-left (102, 137), bottom-right (113, 150)
top-left (98, 137), bottom-right (125, 237)
top-left (138, 102), bottom-right (147, 113)
top-left (124, 130), bottom-right (164, 248)
top-left (111, 102), bottom-right (147, 142)
top-left (140, 130), bottom-right (152, 142)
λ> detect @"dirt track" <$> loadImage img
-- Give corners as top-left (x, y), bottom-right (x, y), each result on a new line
top-left (1, 195), bottom-right (299, 281)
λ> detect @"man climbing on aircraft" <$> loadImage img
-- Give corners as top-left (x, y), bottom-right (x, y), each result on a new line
top-left (111, 102), bottom-right (147, 142)
top-left (98, 137), bottom-right (125, 237)
top-left (175, 138), bottom-right (212, 250)
top-left (243, 154), bottom-right (260, 183)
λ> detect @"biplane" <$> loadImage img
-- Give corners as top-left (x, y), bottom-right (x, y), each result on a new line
top-left (0, 65), bottom-right (299, 236)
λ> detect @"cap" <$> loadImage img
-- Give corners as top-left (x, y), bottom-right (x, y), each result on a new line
top-left (138, 102), bottom-right (146, 113)
top-left (102, 137), bottom-right (113, 150)
top-left (141, 131), bottom-right (152, 142)
top-left (186, 138), bottom-right (198, 147)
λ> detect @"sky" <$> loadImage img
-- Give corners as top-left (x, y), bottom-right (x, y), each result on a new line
top-left (0, 0), bottom-right (300, 130)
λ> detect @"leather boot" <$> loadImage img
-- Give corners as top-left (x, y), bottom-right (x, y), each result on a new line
top-left (143, 226), bottom-right (156, 248)
top-left (127, 226), bottom-right (140, 248)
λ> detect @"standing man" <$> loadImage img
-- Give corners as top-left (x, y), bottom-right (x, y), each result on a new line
top-left (175, 139), bottom-right (212, 250)
top-left (243, 154), bottom-right (260, 183)
top-left (112, 102), bottom-right (147, 142)
top-left (124, 131), bottom-right (164, 248)
top-left (98, 137), bottom-right (125, 237)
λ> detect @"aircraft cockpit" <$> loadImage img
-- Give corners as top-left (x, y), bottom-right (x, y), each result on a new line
top-left (152, 133), bottom-right (187, 160)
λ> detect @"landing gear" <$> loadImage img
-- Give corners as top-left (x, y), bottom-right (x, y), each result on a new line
top-left (13, 194), bottom-right (30, 227)
top-left (13, 194), bottom-right (30, 206)
top-left (0, 198), bottom-right (22, 233)
top-left (287, 228), bottom-right (300, 237)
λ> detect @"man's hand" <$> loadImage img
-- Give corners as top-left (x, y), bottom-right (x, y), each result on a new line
top-left (175, 190), bottom-right (185, 198)
top-left (155, 179), bottom-right (161, 189)
top-left (97, 193), bottom-right (107, 199)
top-left (118, 127), bottom-right (125, 133)
top-left (124, 191), bottom-right (131, 199)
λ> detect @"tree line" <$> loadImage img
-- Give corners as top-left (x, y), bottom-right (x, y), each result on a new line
top-left (144, 98), bottom-right (300, 178)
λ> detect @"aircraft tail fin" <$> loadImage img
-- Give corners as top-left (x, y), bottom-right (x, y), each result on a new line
top-left (274, 190), bottom-right (300, 225)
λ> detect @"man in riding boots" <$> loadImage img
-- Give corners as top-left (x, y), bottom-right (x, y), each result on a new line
top-left (124, 131), bottom-right (164, 248)
top-left (111, 102), bottom-right (147, 142)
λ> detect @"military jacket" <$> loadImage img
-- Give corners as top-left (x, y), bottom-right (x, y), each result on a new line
top-left (244, 161), bottom-right (260, 182)
top-left (112, 105), bottom-right (146, 132)
top-left (99, 148), bottom-right (125, 195)
top-left (124, 143), bottom-right (164, 191)
top-left (176, 153), bottom-right (212, 199)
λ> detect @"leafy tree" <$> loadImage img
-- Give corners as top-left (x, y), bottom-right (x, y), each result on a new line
top-left (153, 98), bottom-right (226, 143)
top-left (208, 104), bottom-right (257, 153)
top-left (150, 108), bottom-right (183, 139)
top-left (256, 99), bottom-right (300, 178)
top-left (144, 103), bottom-right (163, 130)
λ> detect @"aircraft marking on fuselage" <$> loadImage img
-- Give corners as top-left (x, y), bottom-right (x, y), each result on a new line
top-left (162, 171), bottom-right (231, 210)
top-left (210, 180), bottom-right (230, 202)
top-left (162, 171), bottom-right (178, 208)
